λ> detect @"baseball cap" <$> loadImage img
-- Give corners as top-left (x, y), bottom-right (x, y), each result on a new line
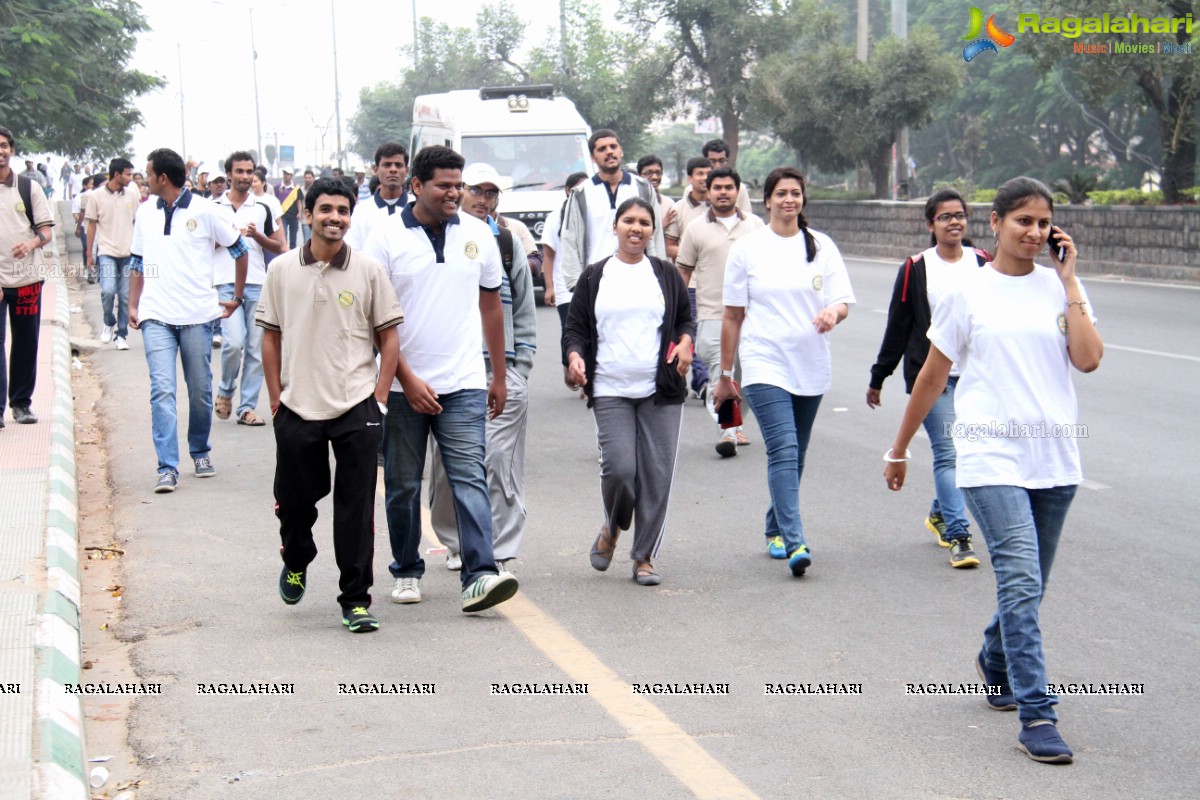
top-left (462, 163), bottom-right (503, 189)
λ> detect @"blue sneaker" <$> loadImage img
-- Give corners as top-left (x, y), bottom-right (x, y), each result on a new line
top-left (975, 651), bottom-right (1018, 710)
top-left (766, 536), bottom-right (786, 559)
top-left (1018, 721), bottom-right (1073, 764)
top-left (788, 545), bottom-right (812, 577)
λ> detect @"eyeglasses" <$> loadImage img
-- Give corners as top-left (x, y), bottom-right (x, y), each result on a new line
top-left (935, 212), bottom-right (968, 223)
top-left (467, 185), bottom-right (500, 200)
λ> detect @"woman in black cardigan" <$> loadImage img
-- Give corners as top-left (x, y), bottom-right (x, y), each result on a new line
top-left (564, 197), bottom-right (695, 586)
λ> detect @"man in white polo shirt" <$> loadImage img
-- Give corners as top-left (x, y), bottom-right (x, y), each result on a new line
top-left (213, 150), bottom-right (284, 427)
top-left (345, 142), bottom-right (408, 251)
top-left (364, 145), bottom-right (518, 614)
top-left (129, 148), bottom-right (248, 494)
top-left (258, 177), bottom-right (404, 633)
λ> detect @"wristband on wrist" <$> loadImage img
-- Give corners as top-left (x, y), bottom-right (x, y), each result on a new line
top-left (883, 448), bottom-right (911, 463)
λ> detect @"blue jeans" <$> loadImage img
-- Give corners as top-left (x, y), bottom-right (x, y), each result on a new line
top-left (141, 319), bottom-right (215, 474)
top-left (921, 375), bottom-right (969, 539)
top-left (216, 283), bottom-right (263, 418)
top-left (382, 389), bottom-right (497, 588)
top-left (687, 287), bottom-right (709, 393)
top-left (964, 484), bottom-right (1077, 723)
top-left (742, 384), bottom-right (822, 554)
top-left (98, 255), bottom-right (131, 338)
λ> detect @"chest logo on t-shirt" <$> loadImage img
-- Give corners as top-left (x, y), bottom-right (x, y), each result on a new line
top-left (1056, 311), bottom-right (1068, 335)
top-left (14, 200), bottom-right (25, 215)
top-left (336, 290), bottom-right (357, 308)
top-left (811, 275), bottom-right (823, 292)
top-left (464, 240), bottom-right (479, 259)
top-left (186, 218), bottom-right (197, 232)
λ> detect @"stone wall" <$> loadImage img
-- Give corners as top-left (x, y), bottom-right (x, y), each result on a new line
top-left (749, 200), bottom-right (1200, 283)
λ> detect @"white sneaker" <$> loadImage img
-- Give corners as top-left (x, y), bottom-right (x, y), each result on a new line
top-left (461, 573), bottom-right (518, 613)
top-left (446, 553), bottom-right (462, 571)
top-left (114, 336), bottom-right (129, 351)
top-left (100, 324), bottom-right (115, 343)
top-left (390, 577), bottom-right (421, 604)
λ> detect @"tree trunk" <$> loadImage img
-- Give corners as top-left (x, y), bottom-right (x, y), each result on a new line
top-left (869, 146), bottom-right (890, 199)
top-left (721, 103), bottom-right (740, 166)
top-left (1160, 75), bottom-right (1196, 203)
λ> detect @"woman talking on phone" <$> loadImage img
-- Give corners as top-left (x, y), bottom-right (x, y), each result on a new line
top-left (884, 177), bottom-right (1102, 764)
top-left (867, 189), bottom-right (990, 569)
top-left (711, 167), bottom-right (856, 578)
top-left (565, 197), bottom-right (694, 586)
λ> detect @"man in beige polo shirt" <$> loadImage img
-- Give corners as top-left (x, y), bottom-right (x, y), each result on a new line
top-left (663, 156), bottom-right (712, 261)
top-left (257, 177), bottom-right (404, 634)
top-left (85, 158), bottom-right (138, 350)
top-left (0, 125), bottom-right (55, 428)
top-left (676, 167), bottom-right (763, 457)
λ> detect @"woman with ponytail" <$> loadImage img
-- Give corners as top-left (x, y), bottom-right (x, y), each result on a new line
top-left (711, 167), bottom-right (855, 577)
top-left (867, 188), bottom-right (990, 569)
top-left (884, 176), bottom-right (1102, 763)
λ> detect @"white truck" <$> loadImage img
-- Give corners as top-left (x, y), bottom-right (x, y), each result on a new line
top-left (410, 85), bottom-right (593, 247)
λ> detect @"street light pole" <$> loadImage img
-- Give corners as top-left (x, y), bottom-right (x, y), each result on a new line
top-left (250, 6), bottom-right (264, 167)
top-left (177, 43), bottom-right (187, 160)
top-left (331, 0), bottom-right (343, 170)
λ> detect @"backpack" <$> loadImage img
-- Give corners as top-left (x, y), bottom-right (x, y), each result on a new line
top-left (16, 176), bottom-right (36, 232)
top-left (494, 225), bottom-right (515, 282)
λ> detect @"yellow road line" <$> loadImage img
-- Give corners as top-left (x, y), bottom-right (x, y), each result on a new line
top-left (375, 470), bottom-right (757, 799)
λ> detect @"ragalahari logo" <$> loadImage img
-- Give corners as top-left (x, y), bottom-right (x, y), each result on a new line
top-left (962, 8), bottom-right (1016, 61)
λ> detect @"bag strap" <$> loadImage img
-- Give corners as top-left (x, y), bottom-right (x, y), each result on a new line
top-left (495, 225), bottom-right (515, 281)
top-left (17, 176), bottom-right (36, 232)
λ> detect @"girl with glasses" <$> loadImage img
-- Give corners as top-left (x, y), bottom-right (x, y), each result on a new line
top-left (867, 189), bottom-right (991, 568)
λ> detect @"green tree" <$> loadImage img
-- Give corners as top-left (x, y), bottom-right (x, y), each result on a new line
top-left (754, 27), bottom-right (961, 198)
top-left (0, 0), bottom-right (162, 157)
top-left (349, 0), bottom-right (670, 160)
top-left (1018, 0), bottom-right (1198, 203)
top-left (526, 0), bottom-right (675, 156)
top-left (623, 0), bottom-right (813, 163)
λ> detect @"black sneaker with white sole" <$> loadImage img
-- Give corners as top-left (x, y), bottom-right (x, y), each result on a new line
top-left (154, 470), bottom-right (178, 493)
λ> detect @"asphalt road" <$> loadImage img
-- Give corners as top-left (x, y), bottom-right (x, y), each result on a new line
top-left (81, 257), bottom-right (1199, 799)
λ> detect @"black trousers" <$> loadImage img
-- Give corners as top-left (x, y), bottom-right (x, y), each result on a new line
top-left (0, 282), bottom-right (43, 413)
top-left (273, 397), bottom-right (383, 608)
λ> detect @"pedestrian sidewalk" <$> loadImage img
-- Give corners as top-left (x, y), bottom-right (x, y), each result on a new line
top-left (0, 208), bottom-right (87, 800)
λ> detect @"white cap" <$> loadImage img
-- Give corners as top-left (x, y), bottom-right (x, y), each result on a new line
top-left (462, 162), bottom-right (502, 189)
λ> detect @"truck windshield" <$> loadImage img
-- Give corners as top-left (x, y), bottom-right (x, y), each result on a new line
top-left (461, 134), bottom-right (590, 192)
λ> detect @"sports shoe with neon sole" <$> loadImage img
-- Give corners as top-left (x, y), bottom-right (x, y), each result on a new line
top-left (342, 606), bottom-right (380, 632)
top-left (788, 545), bottom-right (812, 577)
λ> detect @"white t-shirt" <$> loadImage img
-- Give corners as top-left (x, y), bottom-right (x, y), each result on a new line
top-left (592, 257), bottom-right (663, 399)
top-left (255, 191), bottom-right (283, 224)
top-left (131, 191), bottom-right (243, 325)
top-left (723, 226), bottom-right (856, 396)
top-left (364, 206), bottom-right (503, 395)
top-left (540, 204), bottom-right (572, 304)
top-left (215, 194), bottom-right (275, 284)
top-left (928, 263), bottom-right (1096, 489)
top-left (921, 246), bottom-right (977, 378)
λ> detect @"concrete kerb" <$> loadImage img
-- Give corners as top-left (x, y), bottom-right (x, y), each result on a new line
top-left (30, 245), bottom-right (88, 799)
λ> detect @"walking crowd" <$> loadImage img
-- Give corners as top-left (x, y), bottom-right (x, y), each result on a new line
top-left (0, 118), bottom-right (1102, 764)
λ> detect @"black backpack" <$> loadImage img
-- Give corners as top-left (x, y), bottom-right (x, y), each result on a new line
top-left (17, 176), bottom-right (36, 232)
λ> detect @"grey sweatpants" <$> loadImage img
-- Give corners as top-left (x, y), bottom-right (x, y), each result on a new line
top-left (592, 395), bottom-right (684, 562)
top-left (431, 370), bottom-right (530, 560)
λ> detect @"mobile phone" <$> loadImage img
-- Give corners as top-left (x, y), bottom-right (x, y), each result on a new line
top-left (1047, 228), bottom-right (1067, 262)
top-left (718, 385), bottom-right (742, 428)
top-left (666, 341), bottom-right (679, 364)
